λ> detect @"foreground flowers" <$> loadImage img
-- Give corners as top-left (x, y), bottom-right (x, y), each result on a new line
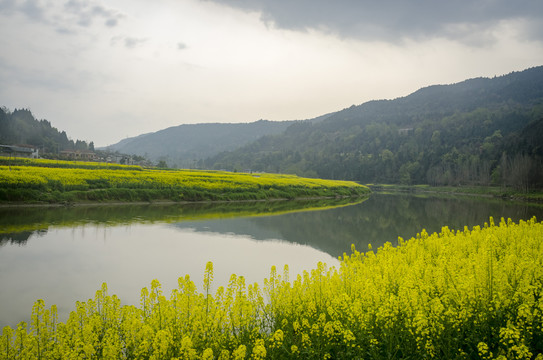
top-left (2, 217), bottom-right (542, 359)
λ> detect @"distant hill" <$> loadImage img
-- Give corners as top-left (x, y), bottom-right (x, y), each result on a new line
top-left (6, 66), bottom-right (542, 191)
top-left (0, 107), bottom-right (93, 155)
top-left (104, 120), bottom-right (306, 168)
top-left (205, 66), bottom-right (543, 190)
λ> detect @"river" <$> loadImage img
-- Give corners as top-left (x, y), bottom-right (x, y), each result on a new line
top-left (1, 193), bottom-right (542, 328)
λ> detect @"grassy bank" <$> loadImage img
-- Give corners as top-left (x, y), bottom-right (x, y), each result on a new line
top-left (369, 184), bottom-right (543, 202)
top-left (1, 217), bottom-right (542, 359)
top-left (0, 157), bottom-right (369, 204)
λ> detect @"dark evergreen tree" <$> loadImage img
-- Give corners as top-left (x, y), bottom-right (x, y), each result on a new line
top-left (0, 107), bottom-right (94, 156)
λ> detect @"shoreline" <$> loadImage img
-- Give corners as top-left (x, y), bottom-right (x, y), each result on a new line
top-left (0, 195), bottom-right (367, 209)
top-left (368, 184), bottom-right (543, 203)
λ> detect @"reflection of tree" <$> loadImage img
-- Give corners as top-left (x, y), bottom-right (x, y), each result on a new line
top-left (171, 194), bottom-right (543, 258)
top-left (0, 230), bottom-right (47, 246)
top-left (247, 194), bottom-right (543, 258)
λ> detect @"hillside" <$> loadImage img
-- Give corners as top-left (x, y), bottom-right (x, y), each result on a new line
top-left (0, 108), bottom-right (93, 154)
top-left (105, 120), bottom-right (303, 168)
top-left (4, 66), bottom-right (542, 190)
top-left (205, 66), bottom-right (543, 190)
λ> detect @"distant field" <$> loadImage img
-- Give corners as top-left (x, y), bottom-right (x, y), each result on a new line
top-left (0, 157), bottom-right (369, 203)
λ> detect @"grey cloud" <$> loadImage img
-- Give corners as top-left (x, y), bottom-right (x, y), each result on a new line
top-left (104, 17), bottom-right (118, 27)
top-left (22, 0), bottom-right (46, 20)
top-left (124, 37), bottom-right (147, 49)
top-left (2, 0), bottom-right (49, 21)
top-left (203, 0), bottom-right (543, 44)
top-left (55, 26), bottom-right (75, 35)
top-left (91, 4), bottom-right (108, 15)
top-left (0, 0), bottom-right (122, 29)
top-left (64, 0), bottom-right (86, 13)
top-left (64, 0), bottom-right (123, 28)
top-left (110, 35), bottom-right (147, 49)
top-left (92, 4), bottom-right (121, 26)
top-left (0, 0), bottom-right (16, 12)
top-left (521, 18), bottom-right (543, 43)
top-left (177, 42), bottom-right (187, 50)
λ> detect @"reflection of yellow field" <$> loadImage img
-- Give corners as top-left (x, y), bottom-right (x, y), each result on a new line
top-left (2, 217), bottom-right (541, 358)
top-left (0, 197), bottom-right (368, 235)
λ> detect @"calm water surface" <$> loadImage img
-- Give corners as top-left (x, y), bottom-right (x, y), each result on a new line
top-left (1, 193), bottom-right (542, 328)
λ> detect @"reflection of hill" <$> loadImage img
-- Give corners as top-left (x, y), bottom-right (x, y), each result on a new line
top-left (2, 194), bottom-right (542, 258)
top-left (174, 194), bottom-right (543, 258)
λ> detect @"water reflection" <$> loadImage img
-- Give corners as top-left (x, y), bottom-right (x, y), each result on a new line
top-left (0, 223), bottom-right (340, 328)
top-left (0, 198), bottom-right (362, 328)
top-left (1, 194), bottom-right (542, 328)
top-left (0, 197), bottom-right (365, 245)
top-left (173, 193), bottom-right (543, 257)
top-left (2, 194), bottom-right (542, 258)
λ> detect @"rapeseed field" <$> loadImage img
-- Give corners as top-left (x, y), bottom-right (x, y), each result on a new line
top-left (0, 157), bottom-right (368, 202)
top-left (1, 217), bottom-right (542, 359)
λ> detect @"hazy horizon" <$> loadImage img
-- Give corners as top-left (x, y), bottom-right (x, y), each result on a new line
top-left (1, 0), bottom-right (542, 147)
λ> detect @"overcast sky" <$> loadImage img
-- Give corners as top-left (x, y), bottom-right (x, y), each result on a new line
top-left (1, 0), bottom-right (542, 147)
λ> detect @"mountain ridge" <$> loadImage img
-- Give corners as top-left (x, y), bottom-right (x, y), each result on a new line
top-left (104, 120), bottom-right (299, 168)
top-left (205, 66), bottom-right (543, 190)
top-left (107, 66), bottom-right (543, 171)
top-left (4, 66), bottom-right (542, 190)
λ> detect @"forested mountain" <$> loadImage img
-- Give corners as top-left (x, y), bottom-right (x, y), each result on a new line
top-left (4, 66), bottom-right (542, 190)
top-left (106, 120), bottom-right (306, 168)
top-left (0, 107), bottom-right (94, 154)
top-left (205, 66), bottom-right (543, 190)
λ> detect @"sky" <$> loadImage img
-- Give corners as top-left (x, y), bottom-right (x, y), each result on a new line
top-left (1, 0), bottom-right (542, 147)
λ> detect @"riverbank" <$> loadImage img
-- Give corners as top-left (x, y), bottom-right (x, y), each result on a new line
top-left (368, 184), bottom-right (543, 203)
top-left (0, 157), bottom-right (369, 205)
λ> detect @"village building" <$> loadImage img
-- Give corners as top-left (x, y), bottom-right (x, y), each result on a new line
top-left (0, 144), bottom-right (39, 158)
top-left (59, 149), bottom-right (98, 161)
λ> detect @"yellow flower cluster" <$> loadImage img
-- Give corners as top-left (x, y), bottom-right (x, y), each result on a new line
top-left (0, 156), bottom-right (143, 171)
top-left (0, 159), bottom-right (368, 201)
top-left (0, 166), bottom-right (363, 190)
top-left (2, 217), bottom-right (542, 359)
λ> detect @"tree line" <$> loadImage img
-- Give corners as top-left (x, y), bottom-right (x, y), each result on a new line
top-left (205, 67), bottom-right (543, 191)
top-left (0, 107), bottom-right (94, 155)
